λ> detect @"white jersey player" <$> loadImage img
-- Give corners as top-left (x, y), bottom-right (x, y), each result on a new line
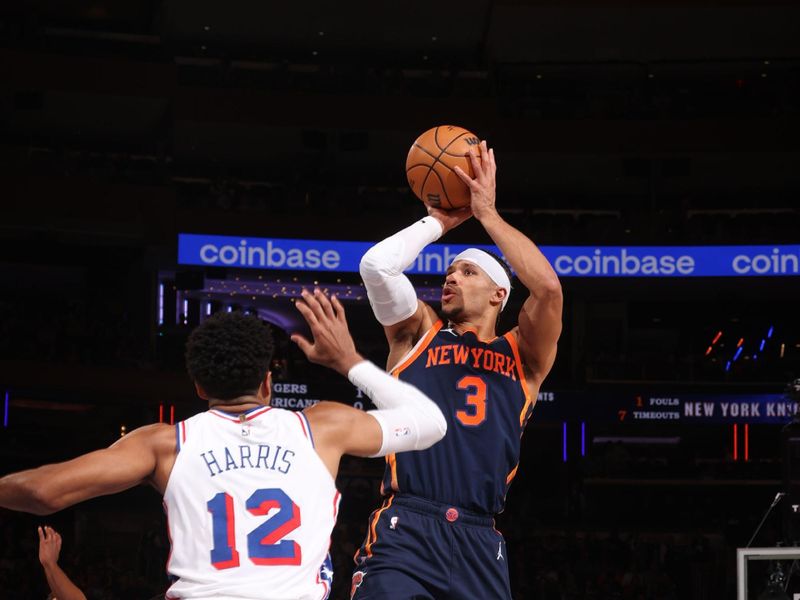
top-left (0, 289), bottom-right (447, 600)
top-left (164, 407), bottom-right (338, 600)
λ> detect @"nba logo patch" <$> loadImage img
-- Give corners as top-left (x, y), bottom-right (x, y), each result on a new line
top-left (351, 570), bottom-right (366, 598)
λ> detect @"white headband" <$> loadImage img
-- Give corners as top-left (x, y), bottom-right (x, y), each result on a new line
top-left (450, 248), bottom-right (512, 310)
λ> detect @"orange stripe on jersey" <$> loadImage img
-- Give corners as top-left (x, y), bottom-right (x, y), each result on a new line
top-left (381, 452), bottom-right (400, 495)
top-left (387, 453), bottom-right (399, 492)
top-left (506, 463), bottom-right (519, 485)
top-left (459, 325), bottom-right (499, 344)
top-left (504, 332), bottom-right (534, 427)
top-left (391, 320), bottom-right (444, 377)
top-left (365, 495), bottom-right (394, 558)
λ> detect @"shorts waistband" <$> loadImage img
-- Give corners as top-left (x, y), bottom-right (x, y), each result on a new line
top-left (390, 494), bottom-right (495, 527)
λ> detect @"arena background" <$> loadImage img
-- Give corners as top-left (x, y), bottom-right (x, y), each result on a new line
top-left (1, 0), bottom-right (800, 598)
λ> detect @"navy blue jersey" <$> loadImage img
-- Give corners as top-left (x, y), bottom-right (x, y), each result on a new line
top-left (381, 320), bottom-right (534, 515)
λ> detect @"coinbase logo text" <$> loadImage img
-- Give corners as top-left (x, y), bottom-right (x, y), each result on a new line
top-left (199, 239), bottom-right (341, 269)
top-left (731, 248), bottom-right (800, 275)
top-left (178, 235), bottom-right (800, 278)
top-left (553, 249), bottom-right (695, 276)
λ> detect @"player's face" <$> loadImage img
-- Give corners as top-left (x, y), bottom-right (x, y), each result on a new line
top-left (441, 261), bottom-right (498, 321)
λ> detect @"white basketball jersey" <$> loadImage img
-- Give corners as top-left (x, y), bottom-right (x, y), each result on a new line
top-left (163, 406), bottom-right (339, 600)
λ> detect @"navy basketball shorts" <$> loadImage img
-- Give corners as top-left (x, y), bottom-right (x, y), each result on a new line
top-left (350, 495), bottom-right (511, 600)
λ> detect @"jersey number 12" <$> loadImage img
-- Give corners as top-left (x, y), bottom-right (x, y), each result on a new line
top-left (206, 488), bottom-right (301, 569)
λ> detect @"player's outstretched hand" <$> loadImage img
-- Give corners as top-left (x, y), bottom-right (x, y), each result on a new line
top-left (453, 140), bottom-right (497, 222)
top-left (37, 526), bottom-right (62, 567)
top-left (291, 289), bottom-right (363, 376)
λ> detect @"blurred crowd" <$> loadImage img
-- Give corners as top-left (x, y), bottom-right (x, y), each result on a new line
top-left (0, 297), bottom-right (149, 369)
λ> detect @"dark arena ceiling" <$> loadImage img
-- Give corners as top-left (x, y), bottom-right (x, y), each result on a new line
top-left (1, 0), bottom-right (799, 246)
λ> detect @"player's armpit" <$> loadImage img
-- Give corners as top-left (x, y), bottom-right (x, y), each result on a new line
top-left (0, 423), bottom-right (174, 514)
top-left (515, 286), bottom-right (563, 384)
top-left (383, 301), bottom-right (438, 367)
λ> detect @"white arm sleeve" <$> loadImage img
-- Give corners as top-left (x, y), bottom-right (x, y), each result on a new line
top-left (347, 360), bottom-right (447, 457)
top-left (359, 217), bottom-right (443, 326)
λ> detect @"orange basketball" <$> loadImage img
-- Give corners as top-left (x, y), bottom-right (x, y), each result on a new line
top-left (405, 125), bottom-right (480, 210)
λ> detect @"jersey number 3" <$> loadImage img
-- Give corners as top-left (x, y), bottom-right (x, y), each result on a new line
top-left (455, 375), bottom-right (487, 426)
top-left (207, 488), bottom-right (301, 569)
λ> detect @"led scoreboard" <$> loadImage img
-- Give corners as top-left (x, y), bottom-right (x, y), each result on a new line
top-left (270, 379), bottom-right (793, 425)
top-left (532, 390), bottom-right (793, 424)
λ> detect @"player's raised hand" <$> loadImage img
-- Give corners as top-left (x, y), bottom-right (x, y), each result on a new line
top-left (291, 289), bottom-right (363, 375)
top-left (37, 526), bottom-right (62, 567)
top-left (425, 205), bottom-right (472, 235)
top-left (453, 140), bottom-right (498, 222)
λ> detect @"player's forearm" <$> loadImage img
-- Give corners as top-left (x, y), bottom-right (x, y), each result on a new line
top-left (0, 468), bottom-right (59, 514)
top-left (362, 217), bottom-right (443, 276)
top-left (478, 210), bottom-right (561, 297)
top-left (359, 217), bottom-right (443, 325)
top-left (42, 563), bottom-right (87, 600)
top-left (348, 360), bottom-right (447, 454)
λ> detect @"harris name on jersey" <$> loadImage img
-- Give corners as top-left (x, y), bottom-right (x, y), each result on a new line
top-left (200, 444), bottom-right (296, 478)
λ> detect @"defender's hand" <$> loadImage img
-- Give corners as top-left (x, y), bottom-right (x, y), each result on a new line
top-left (291, 289), bottom-right (363, 375)
top-left (453, 140), bottom-right (498, 223)
top-left (38, 526), bottom-right (62, 567)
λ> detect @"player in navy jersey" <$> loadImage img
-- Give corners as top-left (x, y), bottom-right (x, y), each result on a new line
top-left (353, 140), bottom-right (563, 599)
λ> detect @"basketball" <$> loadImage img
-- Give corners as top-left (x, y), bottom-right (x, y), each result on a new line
top-left (405, 125), bottom-right (481, 210)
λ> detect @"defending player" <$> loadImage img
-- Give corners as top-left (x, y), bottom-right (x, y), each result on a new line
top-left (351, 141), bottom-right (563, 599)
top-left (0, 289), bottom-right (446, 600)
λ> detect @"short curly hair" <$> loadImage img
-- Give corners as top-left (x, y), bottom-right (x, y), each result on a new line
top-left (185, 311), bottom-right (275, 401)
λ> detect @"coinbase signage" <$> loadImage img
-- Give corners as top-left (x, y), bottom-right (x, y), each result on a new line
top-left (178, 234), bottom-right (800, 278)
top-left (547, 245), bottom-right (800, 277)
